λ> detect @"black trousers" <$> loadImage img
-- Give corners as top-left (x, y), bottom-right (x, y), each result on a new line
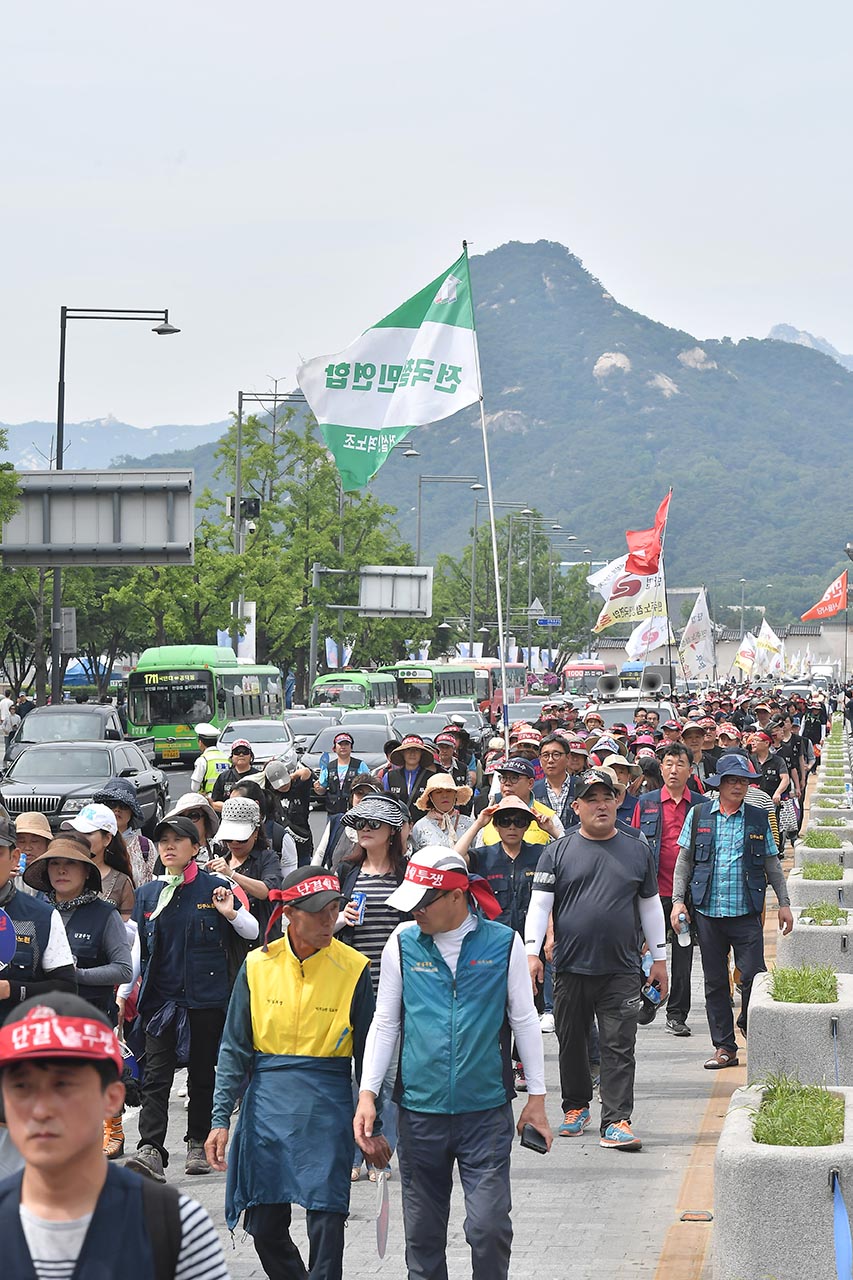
top-left (554, 970), bottom-right (640, 1133)
top-left (660, 894), bottom-right (694, 1024)
top-left (245, 1202), bottom-right (347, 1280)
top-left (137, 1006), bottom-right (225, 1164)
top-left (694, 911), bottom-right (766, 1053)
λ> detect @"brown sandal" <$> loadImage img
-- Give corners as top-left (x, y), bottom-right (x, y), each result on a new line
top-left (704, 1048), bottom-right (739, 1070)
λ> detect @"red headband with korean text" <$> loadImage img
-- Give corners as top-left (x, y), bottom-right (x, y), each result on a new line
top-left (403, 861), bottom-right (502, 920)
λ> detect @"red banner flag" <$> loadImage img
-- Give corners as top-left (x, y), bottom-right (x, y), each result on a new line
top-left (801, 570), bottom-right (848, 621)
top-left (625, 491), bottom-right (672, 577)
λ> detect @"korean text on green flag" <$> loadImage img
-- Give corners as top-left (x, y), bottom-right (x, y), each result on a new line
top-left (297, 252), bottom-right (480, 491)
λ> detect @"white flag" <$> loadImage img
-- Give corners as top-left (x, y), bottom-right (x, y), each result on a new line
top-left (679, 588), bottom-right (715, 680)
top-left (593, 565), bottom-right (667, 633)
top-left (625, 615), bottom-right (675, 661)
top-left (587, 554), bottom-right (628, 601)
top-left (734, 631), bottom-right (757, 676)
top-left (754, 618), bottom-right (783, 675)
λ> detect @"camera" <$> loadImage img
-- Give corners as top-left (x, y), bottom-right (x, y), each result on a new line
top-left (246, 520), bottom-right (257, 535)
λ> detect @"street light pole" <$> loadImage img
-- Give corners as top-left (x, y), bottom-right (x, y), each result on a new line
top-left (415, 475), bottom-right (482, 565)
top-left (739, 578), bottom-right (747, 640)
top-left (50, 306), bottom-right (179, 704)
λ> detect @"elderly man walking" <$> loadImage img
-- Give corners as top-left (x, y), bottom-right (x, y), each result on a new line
top-left (671, 753), bottom-right (793, 1070)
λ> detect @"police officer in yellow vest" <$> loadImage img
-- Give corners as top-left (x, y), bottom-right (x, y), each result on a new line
top-left (206, 868), bottom-right (388, 1280)
top-left (189, 723), bottom-right (229, 798)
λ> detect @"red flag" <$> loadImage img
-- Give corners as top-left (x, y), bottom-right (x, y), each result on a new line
top-left (801, 570), bottom-right (848, 621)
top-left (625, 491), bottom-right (672, 576)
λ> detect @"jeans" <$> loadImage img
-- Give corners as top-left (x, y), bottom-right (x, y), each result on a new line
top-left (554, 970), bottom-right (641, 1133)
top-left (397, 1103), bottom-right (515, 1280)
top-left (244, 1202), bottom-right (346, 1280)
top-left (660, 894), bottom-right (694, 1024)
top-left (694, 911), bottom-right (766, 1053)
top-left (137, 1006), bottom-right (225, 1164)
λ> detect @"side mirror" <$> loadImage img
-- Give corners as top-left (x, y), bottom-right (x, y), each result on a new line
top-left (119, 767), bottom-right (136, 778)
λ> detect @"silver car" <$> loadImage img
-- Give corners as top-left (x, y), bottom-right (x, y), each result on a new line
top-left (217, 719), bottom-right (298, 769)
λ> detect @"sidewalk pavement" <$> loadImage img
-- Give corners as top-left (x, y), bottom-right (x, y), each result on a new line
top-left (123, 954), bottom-right (721, 1280)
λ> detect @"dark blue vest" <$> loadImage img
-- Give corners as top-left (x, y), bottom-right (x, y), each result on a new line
top-left (473, 842), bottom-right (541, 935)
top-left (4, 888), bottom-right (54, 986)
top-left (64, 898), bottom-right (117, 1013)
top-left (690, 801), bottom-right (770, 916)
top-left (0, 1163), bottom-right (157, 1279)
top-left (532, 777), bottom-right (577, 828)
top-left (135, 868), bottom-right (232, 1012)
top-left (636, 787), bottom-right (703, 872)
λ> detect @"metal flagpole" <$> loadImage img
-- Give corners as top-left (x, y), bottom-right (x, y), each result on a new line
top-left (464, 240), bottom-right (511, 754)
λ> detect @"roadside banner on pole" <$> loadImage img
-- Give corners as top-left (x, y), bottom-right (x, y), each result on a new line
top-left (801, 570), bottom-right (848, 621)
top-left (297, 253), bottom-right (480, 491)
top-left (679, 588), bottom-right (715, 679)
top-left (734, 631), bottom-right (757, 675)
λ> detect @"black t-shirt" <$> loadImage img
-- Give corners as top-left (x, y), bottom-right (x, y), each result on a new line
top-left (533, 829), bottom-right (658, 977)
top-left (750, 751), bottom-right (786, 799)
top-left (774, 737), bottom-right (801, 790)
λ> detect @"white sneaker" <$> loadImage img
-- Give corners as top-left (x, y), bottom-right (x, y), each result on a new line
top-left (539, 1012), bottom-right (555, 1033)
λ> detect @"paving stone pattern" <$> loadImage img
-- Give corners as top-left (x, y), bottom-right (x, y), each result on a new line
top-left (124, 958), bottom-right (717, 1279)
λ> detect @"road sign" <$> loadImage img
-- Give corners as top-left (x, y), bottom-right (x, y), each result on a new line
top-left (527, 596), bottom-right (545, 617)
top-left (536, 617), bottom-right (562, 628)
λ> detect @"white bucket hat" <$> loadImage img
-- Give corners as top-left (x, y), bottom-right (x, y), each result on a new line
top-left (216, 797), bottom-right (261, 843)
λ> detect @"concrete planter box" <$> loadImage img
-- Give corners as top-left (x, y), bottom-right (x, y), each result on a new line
top-left (787, 867), bottom-right (853, 909)
top-left (797, 840), bottom-right (853, 870)
top-left (714, 1084), bottom-right (853, 1280)
top-left (808, 805), bottom-right (852, 824)
top-left (747, 971), bottom-right (853, 1086)
top-left (777, 919), bottom-right (853, 973)
top-left (806, 821), bottom-right (853, 845)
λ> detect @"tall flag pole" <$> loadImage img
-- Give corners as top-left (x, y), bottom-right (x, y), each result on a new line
top-left (462, 241), bottom-right (511, 754)
top-left (628, 490), bottom-right (673, 684)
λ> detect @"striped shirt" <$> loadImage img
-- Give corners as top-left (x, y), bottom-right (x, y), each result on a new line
top-left (20, 1193), bottom-right (230, 1280)
top-left (348, 869), bottom-right (401, 995)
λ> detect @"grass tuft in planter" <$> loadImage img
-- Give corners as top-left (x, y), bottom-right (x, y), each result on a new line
top-left (803, 830), bottom-right (843, 849)
top-left (769, 964), bottom-right (838, 1003)
top-left (814, 796), bottom-right (845, 808)
top-left (801, 860), bottom-right (844, 880)
top-left (799, 902), bottom-right (849, 924)
top-left (817, 816), bottom-right (845, 826)
top-left (752, 1075), bottom-right (845, 1146)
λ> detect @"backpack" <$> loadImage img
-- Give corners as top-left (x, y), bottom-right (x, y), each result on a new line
top-left (141, 1178), bottom-right (182, 1280)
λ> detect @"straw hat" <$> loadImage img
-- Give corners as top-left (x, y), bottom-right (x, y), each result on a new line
top-left (23, 838), bottom-right (101, 894)
top-left (414, 772), bottom-right (473, 812)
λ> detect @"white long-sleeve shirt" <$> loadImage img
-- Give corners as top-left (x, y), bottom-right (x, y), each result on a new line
top-left (361, 914), bottom-right (546, 1097)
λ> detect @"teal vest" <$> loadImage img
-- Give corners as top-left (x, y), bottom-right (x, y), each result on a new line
top-left (395, 915), bottom-right (514, 1115)
top-left (690, 801), bottom-right (770, 916)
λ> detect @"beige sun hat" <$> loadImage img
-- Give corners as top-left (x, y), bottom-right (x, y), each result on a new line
top-left (414, 772), bottom-right (474, 812)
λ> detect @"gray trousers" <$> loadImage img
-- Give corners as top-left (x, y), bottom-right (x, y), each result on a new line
top-left (397, 1102), bottom-right (515, 1280)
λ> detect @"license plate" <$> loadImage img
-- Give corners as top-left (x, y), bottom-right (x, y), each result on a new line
top-left (160, 748), bottom-right (180, 760)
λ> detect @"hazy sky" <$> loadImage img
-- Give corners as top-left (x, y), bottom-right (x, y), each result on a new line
top-left (3, 2), bottom-right (851, 429)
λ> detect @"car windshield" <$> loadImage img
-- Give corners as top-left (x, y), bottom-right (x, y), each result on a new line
top-left (20, 712), bottom-right (105, 744)
top-left (220, 723), bottom-right (289, 743)
top-left (588, 703), bottom-right (676, 729)
top-left (284, 715), bottom-right (334, 736)
top-left (309, 727), bottom-right (392, 754)
top-left (340, 711), bottom-right (390, 723)
top-left (392, 715), bottom-right (449, 738)
top-left (8, 748), bottom-right (112, 781)
top-left (506, 704), bottom-right (537, 724)
top-left (435, 700), bottom-right (476, 711)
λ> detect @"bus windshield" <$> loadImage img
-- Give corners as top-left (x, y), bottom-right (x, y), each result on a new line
top-left (312, 683), bottom-right (367, 708)
top-left (128, 670), bottom-right (214, 728)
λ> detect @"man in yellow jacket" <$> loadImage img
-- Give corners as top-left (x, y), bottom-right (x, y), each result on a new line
top-left (482, 758), bottom-right (563, 846)
top-left (205, 868), bottom-right (388, 1279)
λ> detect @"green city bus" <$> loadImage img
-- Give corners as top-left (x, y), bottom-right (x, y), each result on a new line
top-left (379, 660), bottom-right (528, 715)
top-left (127, 645), bottom-right (283, 764)
top-left (309, 671), bottom-right (399, 710)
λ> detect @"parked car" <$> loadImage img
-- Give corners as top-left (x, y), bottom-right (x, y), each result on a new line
top-left (283, 712), bottom-right (346, 753)
top-left (0, 741), bottom-right (169, 835)
top-left (300, 725), bottom-right (401, 780)
top-left (339, 709), bottom-right (398, 731)
top-left (5, 704), bottom-right (154, 766)
top-left (217, 719), bottom-right (298, 769)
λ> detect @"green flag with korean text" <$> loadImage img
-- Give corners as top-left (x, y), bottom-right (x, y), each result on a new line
top-left (297, 251), bottom-right (480, 491)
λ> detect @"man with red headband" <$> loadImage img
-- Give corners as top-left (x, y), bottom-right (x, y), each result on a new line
top-left (206, 866), bottom-right (387, 1280)
top-left (0, 993), bottom-right (228, 1278)
top-left (354, 847), bottom-right (551, 1280)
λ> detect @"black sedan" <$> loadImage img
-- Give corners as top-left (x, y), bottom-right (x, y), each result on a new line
top-left (300, 725), bottom-right (401, 797)
top-left (0, 742), bottom-right (169, 835)
top-left (283, 712), bottom-right (346, 753)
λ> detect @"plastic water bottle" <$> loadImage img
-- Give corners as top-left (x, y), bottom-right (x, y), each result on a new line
top-left (846, 782), bottom-right (852, 809)
top-left (676, 912), bottom-right (692, 948)
top-left (641, 951), bottom-right (653, 978)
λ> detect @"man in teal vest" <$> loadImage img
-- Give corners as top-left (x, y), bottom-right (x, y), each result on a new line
top-left (354, 848), bottom-right (551, 1280)
top-left (671, 753), bottom-right (793, 1070)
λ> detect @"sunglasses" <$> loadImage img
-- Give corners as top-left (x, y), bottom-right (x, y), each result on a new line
top-left (232, 748), bottom-right (251, 756)
top-left (349, 816), bottom-right (389, 832)
top-left (182, 810), bottom-right (206, 821)
top-left (494, 814), bottom-right (531, 829)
